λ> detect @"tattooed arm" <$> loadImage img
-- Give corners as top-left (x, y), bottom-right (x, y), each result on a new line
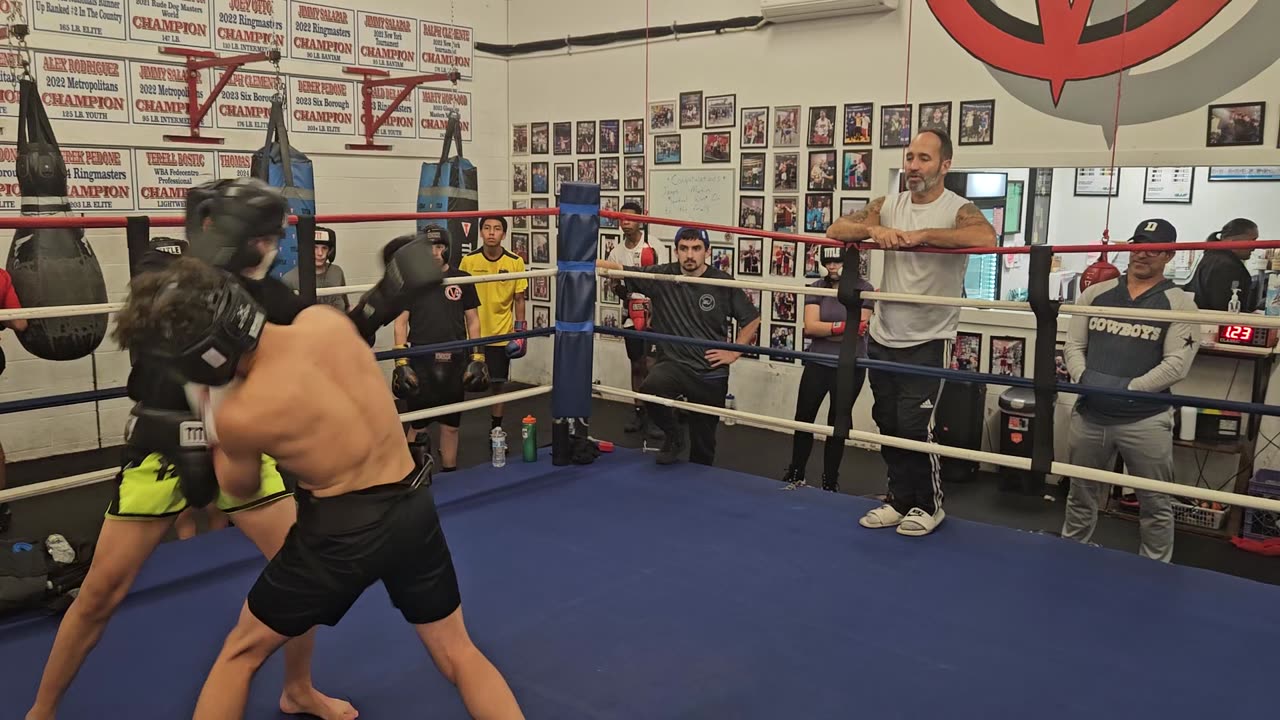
top-left (825, 196), bottom-right (885, 242)
top-left (906, 202), bottom-right (999, 249)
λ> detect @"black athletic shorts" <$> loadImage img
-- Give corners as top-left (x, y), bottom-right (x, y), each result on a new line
top-left (246, 464), bottom-right (460, 637)
top-left (483, 345), bottom-right (511, 383)
top-left (407, 353), bottom-right (465, 429)
top-left (625, 337), bottom-right (653, 362)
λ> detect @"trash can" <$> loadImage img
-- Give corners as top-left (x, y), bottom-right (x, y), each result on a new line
top-left (998, 387), bottom-right (1043, 495)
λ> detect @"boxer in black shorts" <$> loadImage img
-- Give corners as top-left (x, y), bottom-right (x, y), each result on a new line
top-left (392, 225), bottom-right (489, 473)
top-left (110, 238), bottom-right (523, 719)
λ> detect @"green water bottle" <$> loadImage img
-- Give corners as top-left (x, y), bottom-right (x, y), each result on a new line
top-left (522, 415), bottom-right (537, 462)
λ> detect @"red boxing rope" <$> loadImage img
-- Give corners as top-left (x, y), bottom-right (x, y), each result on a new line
top-left (0, 208), bottom-right (559, 230)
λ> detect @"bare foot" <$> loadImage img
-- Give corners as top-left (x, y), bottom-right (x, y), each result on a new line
top-left (279, 686), bottom-right (358, 720)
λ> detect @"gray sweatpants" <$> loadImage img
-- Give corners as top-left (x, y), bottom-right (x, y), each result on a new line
top-left (1060, 406), bottom-right (1175, 563)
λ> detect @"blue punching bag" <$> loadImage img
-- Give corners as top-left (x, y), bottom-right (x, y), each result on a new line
top-left (418, 111), bottom-right (478, 263)
top-left (251, 97), bottom-right (315, 279)
top-left (7, 76), bottom-right (108, 361)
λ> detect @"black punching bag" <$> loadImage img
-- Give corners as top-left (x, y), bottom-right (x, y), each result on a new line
top-left (7, 76), bottom-right (108, 361)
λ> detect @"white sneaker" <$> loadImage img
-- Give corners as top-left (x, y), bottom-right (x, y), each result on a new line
top-left (859, 504), bottom-right (904, 529)
top-left (896, 507), bottom-right (945, 536)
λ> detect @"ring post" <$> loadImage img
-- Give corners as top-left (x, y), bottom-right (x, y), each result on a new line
top-left (1027, 245), bottom-right (1058, 482)
top-left (552, 182), bottom-right (600, 465)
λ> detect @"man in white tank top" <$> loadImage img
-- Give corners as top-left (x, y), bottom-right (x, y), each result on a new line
top-left (826, 129), bottom-right (997, 536)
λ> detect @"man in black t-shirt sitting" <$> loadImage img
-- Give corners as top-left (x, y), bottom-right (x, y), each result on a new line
top-left (597, 227), bottom-right (761, 465)
top-left (391, 225), bottom-right (488, 474)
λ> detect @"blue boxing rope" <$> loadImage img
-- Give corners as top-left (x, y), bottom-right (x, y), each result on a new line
top-left (595, 326), bottom-right (1280, 419)
top-left (376, 327), bottom-right (555, 362)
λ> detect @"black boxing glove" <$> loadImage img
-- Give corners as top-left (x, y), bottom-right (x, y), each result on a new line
top-left (123, 403), bottom-right (219, 508)
top-left (462, 352), bottom-right (490, 392)
top-left (349, 237), bottom-right (444, 345)
top-left (392, 354), bottom-right (420, 399)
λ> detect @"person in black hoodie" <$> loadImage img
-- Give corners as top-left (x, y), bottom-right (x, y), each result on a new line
top-left (1183, 218), bottom-right (1259, 311)
top-left (1060, 219), bottom-right (1200, 564)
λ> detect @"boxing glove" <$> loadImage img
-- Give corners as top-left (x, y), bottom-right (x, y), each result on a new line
top-left (858, 320), bottom-right (869, 336)
top-left (639, 244), bottom-right (658, 267)
top-left (349, 237), bottom-right (444, 344)
top-left (830, 321), bottom-right (846, 336)
top-left (124, 403), bottom-right (219, 508)
top-left (462, 352), bottom-right (491, 392)
top-left (628, 297), bottom-right (652, 332)
top-left (505, 321), bottom-right (528, 359)
top-left (392, 356), bottom-right (419, 399)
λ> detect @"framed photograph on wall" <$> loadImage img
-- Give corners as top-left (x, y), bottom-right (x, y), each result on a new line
top-left (649, 100), bottom-right (675, 133)
top-left (577, 158), bottom-right (597, 184)
top-left (1054, 341), bottom-right (1071, 383)
top-left (530, 122), bottom-right (549, 154)
top-left (918, 101), bottom-right (952, 135)
top-left (805, 193), bottom-right (833, 233)
top-left (843, 102), bottom-right (873, 145)
top-left (576, 121), bottom-right (596, 154)
top-left (958, 99), bottom-right (996, 145)
top-left (553, 164), bottom-right (573, 195)
top-left (989, 335), bottom-right (1025, 378)
top-left (880, 104), bottom-right (913, 148)
top-left (773, 152), bottom-right (799, 191)
top-left (773, 105), bottom-right (801, 147)
top-left (530, 162), bottom-right (549, 194)
top-left (840, 197), bottom-right (868, 218)
top-left (599, 278), bottom-right (620, 306)
top-left (598, 157), bottom-right (620, 191)
top-left (738, 236), bottom-right (764, 276)
top-left (679, 91), bottom-right (703, 129)
top-left (771, 291), bottom-right (798, 323)
top-left (600, 196), bottom-right (620, 229)
top-left (741, 106), bottom-right (768, 148)
top-left (512, 199), bottom-right (528, 229)
top-left (530, 198), bottom-right (550, 229)
top-left (773, 197), bottom-right (798, 233)
top-left (510, 233), bottom-right (529, 263)
top-left (512, 163), bottom-right (529, 194)
top-left (1207, 101), bottom-right (1264, 146)
top-left (841, 149), bottom-right (872, 191)
top-left (623, 119), bottom-right (645, 155)
top-left (532, 304), bottom-right (551, 330)
top-left (599, 233), bottom-right (619, 260)
top-left (807, 150), bottom-right (837, 191)
top-left (624, 157), bottom-right (645, 191)
top-left (599, 306), bottom-right (622, 329)
top-left (530, 274), bottom-right (551, 302)
top-left (1074, 167), bottom-right (1120, 197)
top-left (531, 232), bottom-right (550, 265)
top-left (739, 196), bottom-right (765, 230)
top-left (769, 240), bottom-right (797, 278)
top-left (654, 134), bottom-right (681, 165)
top-left (512, 124), bottom-right (529, 155)
top-left (599, 119), bottom-right (620, 154)
top-left (808, 105), bottom-right (837, 147)
top-left (709, 246), bottom-right (735, 275)
top-left (951, 331), bottom-right (981, 371)
top-left (705, 94), bottom-right (736, 128)
top-left (1143, 167), bottom-right (1194, 204)
top-left (552, 122), bottom-right (572, 155)
top-left (769, 324), bottom-right (796, 363)
top-left (623, 195), bottom-right (645, 213)
top-left (740, 153), bottom-right (766, 191)
top-left (703, 132), bottom-right (731, 163)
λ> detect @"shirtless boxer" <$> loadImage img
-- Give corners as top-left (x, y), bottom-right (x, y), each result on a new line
top-left (25, 180), bottom-right (353, 720)
top-left (110, 240), bottom-right (523, 719)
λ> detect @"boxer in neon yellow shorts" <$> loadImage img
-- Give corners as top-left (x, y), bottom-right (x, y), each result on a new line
top-left (106, 452), bottom-right (290, 519)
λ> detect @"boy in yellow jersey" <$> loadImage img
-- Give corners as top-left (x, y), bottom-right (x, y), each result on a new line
top-left (458, 216), bottom-right (528, 431)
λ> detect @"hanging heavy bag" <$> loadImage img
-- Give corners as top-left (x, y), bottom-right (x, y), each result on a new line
top-left (251, 97), bottom-right (315, 280)
top-left (6, 77), bottom-right (108, 361)
top-left (418, 110), bottom-right (478, 264)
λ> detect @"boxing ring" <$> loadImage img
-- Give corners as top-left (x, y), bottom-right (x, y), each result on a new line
top-left (4, 184), bottom-right (1280, 717)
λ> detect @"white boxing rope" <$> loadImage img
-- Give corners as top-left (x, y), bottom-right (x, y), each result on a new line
top-left (318, 268), bottom-right (558, 299)
top-left (597, 267), bottom-right (1280, 329)
top-left (592, 384), bottom-right (1280, 516)
top-left (0, 385), bottom-right (554, 505)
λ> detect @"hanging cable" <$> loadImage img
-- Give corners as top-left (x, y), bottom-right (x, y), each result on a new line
top-left (1100, 0), bottom-right (1131, 250)
top-left (645, 0), bottom-right (651, 133)
top-left (902, 0), bottom-right (915, 165)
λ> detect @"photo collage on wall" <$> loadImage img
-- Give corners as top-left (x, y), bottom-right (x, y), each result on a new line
top-left (512, 92), bottom-right (999, 358)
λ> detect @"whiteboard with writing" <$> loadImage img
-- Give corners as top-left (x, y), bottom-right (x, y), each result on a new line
top-left (647, 168), bottom-right (735, 241)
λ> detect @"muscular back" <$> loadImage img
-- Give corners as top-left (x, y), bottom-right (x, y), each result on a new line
top-left (221, 306), bottom-right (413, 498)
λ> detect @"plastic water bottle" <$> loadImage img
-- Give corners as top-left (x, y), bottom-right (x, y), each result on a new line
top-left (491, 427), bottom-right (507, 468)
top-left (522, 415), bottom-right (538, 462)
top-left (724, 394), bottom-right (736, 426)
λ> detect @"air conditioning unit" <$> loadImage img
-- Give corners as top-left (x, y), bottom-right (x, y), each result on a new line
top-left (760, 0), bottom-right (897, 24)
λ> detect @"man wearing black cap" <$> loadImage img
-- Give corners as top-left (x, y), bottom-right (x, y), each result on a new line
top-left (392, 225), bottom-right (487, 474)
top-left (1060, 218), bottom-right (1200, 563)
top-left (282, 226), bottom-right (350, 312)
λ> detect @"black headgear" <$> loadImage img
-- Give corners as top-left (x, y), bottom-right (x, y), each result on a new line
top-left (421, 224), bottom-right (449, 265)
top-left (185, 178), bottom-right (289, 274)
top-left (315, 226), bottom-right (336, 263)
top-left (134, 236), bottom-right (191, 274)
top-left (819, 245), bottom-right (844, 265)
top-left (149, 236), bottom-right (189, 257)
top-left (151, 271), bottom-right (267, 387)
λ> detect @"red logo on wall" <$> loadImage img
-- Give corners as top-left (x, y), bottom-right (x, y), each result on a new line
top-left (927, 0), bottom-right (1231, 105)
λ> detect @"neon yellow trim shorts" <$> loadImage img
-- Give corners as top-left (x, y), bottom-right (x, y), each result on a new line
top-left (105, 452), bottom-right (291, 520)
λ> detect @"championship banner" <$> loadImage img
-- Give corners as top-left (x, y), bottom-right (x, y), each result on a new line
top-left (0, 145), bottom-right (18, 211)
top-left (356, 10), bottom-right (415, 72)
top-left (361, 83), bottom-right (416, 139)
top-left (213, 0), bottom-right (286, 53)
top-left (128, 60), bottom-right (212, 127)
top-left (128, 0), bottom-right (212, 48)
top-left (31, 0), bottom-right (129, 40)
top-left (418, 86), bottom-right (470, 141)
top-left (216, 150), bottom-right (255, 178)
top-left (33, 52), bottom-right (129, 124)
top-left (419, 21), bottom-right (473, 79)
top-left (286, 75), bottom-right (355, 135)
top-left (135, 149), bottom-right (215, 210)
top-left (213, 68), bottom-right (278, 131)
top-left (62, 146), bottom-right (136, 212)
top-left (288, 0), bottom-right (355, 65)
top-left (0, 50), bottom-right (19, 120)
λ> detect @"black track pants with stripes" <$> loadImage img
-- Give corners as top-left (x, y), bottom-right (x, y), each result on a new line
top-left (867, 338), bottom-right (947, 515)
